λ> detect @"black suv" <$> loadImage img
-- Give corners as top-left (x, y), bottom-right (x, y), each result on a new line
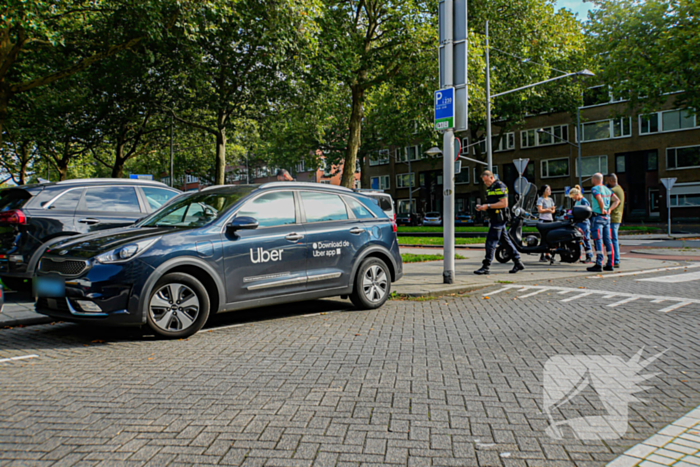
top-left (0, 179), bottom-right (181, 291)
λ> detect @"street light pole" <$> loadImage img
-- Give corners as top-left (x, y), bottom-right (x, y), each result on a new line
top-left (442, 0), bottom-right (455, 284)
top-left (485, 20), bottom-right (493, 173)
top-left (408, 154), bottom-right (413, 224)
top-left (576, 105), bottom-right (582, 187)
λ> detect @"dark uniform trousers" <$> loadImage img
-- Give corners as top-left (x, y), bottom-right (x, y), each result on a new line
top-left (483, 180), bottom-right (520, 266)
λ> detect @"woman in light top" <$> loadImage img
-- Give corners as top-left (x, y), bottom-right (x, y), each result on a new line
top-left (568, 185), bottom-right (594, 263)
top-left (537, 185), bottom-right (556, 262)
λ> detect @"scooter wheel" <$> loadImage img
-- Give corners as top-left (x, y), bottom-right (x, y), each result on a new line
top-left (495, 245), bottom-right (514, 264)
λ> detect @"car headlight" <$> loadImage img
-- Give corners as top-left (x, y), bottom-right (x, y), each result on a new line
top-left (95, 237), bottom-right (160, 264)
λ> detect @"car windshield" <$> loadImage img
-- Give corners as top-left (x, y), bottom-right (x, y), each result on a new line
top-left (139, 188), bottom-right (254, 228)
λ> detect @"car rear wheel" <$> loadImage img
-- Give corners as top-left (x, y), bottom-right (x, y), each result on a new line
top-left (146, 273), bottom-right (210, 339)
top-left (350, 258), bottom-right (391, 310)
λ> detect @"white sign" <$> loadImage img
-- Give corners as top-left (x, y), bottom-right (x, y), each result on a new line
top-left (661, 177), bottom-right (677, 191)
top-left (513, 158), bottom-right (530, 176)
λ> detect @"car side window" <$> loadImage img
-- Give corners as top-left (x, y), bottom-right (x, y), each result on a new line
top-left (83, 187), bottom-right (141, 213)
top-left (301, 192), bottom-right (348, 223)
top-left (49, 189), bottom-right (83, 211)
top-left (236, 191), bottom-right (296, 228)
top-left (344, 197), bottom-right (375, 219)
top-left (142, 187), bottom-right (179, 211)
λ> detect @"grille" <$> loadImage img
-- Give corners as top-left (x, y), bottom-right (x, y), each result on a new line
top-left (39, 257), bottom-right (88, 276)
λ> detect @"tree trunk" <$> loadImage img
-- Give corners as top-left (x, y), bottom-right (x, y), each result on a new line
top-left (215, 129), bottom-right (227, 185)
top-left (56, 159), bottom-right (69, 181)
top-left (112, 136), bottom-right (126, 178)
top-left (341, 84), bottom-right (365, 188)
top-left (18, 143), bottom-right (30, 185)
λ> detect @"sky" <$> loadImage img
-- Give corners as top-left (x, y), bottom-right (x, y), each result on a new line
top-left (554, 0), bottom-right (595, 20)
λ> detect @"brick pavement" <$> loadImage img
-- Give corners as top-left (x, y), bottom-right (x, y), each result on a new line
top-left (1, 270), bottom-right (699, 466)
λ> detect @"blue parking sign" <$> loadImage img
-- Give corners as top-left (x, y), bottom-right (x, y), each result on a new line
top-left (434, 88), bottom-right (454, 131)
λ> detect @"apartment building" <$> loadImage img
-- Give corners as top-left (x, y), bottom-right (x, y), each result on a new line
top-left (363, 91), bottom-right (700, 222)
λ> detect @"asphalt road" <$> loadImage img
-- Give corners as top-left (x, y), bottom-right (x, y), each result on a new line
top-left (1, 264), bottom-right (700, 466)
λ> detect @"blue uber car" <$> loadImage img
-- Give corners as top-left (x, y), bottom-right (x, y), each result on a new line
top-left (34, 183), bottom-right (403, 338)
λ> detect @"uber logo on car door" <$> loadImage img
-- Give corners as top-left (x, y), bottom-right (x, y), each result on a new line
top-left (250, 247), bottom-right (284, 263)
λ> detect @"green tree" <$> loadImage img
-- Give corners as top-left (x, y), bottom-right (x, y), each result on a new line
top-left (163, 0), bottom-right (320, 186)
top-left (587, 0), bottom-right (699, 113)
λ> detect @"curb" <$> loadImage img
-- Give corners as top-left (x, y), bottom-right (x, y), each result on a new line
top-left (392, 284), bottom-right (487, 298)
top-left (1, 316), bottom-right (53, 328)
top-left (630, 249), bottom-right (700, 257)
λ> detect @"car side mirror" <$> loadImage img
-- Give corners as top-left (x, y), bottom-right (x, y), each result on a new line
top-left (228, 216), bottom-right (258, 232)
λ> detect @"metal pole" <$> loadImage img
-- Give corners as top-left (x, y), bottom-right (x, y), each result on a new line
top-left (245, 153), bottom-right (250, 184)
top-left (667, 190), bottom-right (672, 237)
top-left (485, 20), bottom-right (493, 173)
top-left (408, 155), bottom-right (413, 225)
top-left (577, 105), bottom-right (582, 187)
top-left (443, 0), bottom-right (455, 284)
top-left (170, 115), bottom-right (174, 188)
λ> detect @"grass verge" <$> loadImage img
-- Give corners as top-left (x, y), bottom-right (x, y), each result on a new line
top-left (401, 253), bottom-right (466, 263)
top-left (399, 236), bottom-right (485, 246)
top-left (399, 226), bottom-right (537, 233)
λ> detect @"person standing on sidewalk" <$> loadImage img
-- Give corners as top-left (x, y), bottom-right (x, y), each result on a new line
top-left (474, 171), bottom-right (525, 275)
top-left (606, 173), bottom-right (625, 269)
top-left (588, 173), bottom-right (621, 272)
top-left (537, 185), bottom-right (556, 262)
top-left (568, 185), bottom-right (594, 263)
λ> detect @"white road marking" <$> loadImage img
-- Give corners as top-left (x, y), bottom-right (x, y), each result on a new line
top-left (659, 302), bottom-right (693, 313)
top-left (0, 354), bottom-right (39, 364)
top-left (588, 264), bottom-right (700, 279)
top-left (639, 271), bottom-right (700, 283)
top-left (486, 285), bottom-right (700, 313)
top-left (561, 292), bottom-right (593, 303)
top-left (608, 297), bottom-right (639, 308)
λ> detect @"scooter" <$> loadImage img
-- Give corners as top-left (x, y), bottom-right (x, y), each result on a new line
top-left (495, 204), bottom-right (593, 264)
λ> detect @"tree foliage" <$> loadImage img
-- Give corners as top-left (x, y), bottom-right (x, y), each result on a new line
top-left (587, 0), bottom-right (699, 113)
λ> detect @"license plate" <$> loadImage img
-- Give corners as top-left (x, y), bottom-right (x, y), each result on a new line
top-left (35, 276), bottom-right (65, 298)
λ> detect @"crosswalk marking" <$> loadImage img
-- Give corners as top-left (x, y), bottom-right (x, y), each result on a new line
top-left (487, 284), bottom-right (700, 313)
top-left (0, 354), bottom-right (39, 364)
top-left (639, 271), bottom-right (700, 283)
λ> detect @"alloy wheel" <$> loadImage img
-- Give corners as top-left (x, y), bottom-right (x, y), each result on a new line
top-left (362, 265), bottom-right (388, 303)
top-left (149, 283), bottom-right (200, 332)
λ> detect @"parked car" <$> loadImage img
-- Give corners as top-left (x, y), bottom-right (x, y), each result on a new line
top-left (356, 190), bottom-right (395, 222)
top-left (455, 213), bottom-right (475, 226)
top-left (0, 179), bottom-right (181, 292)
top-left (34, 182), bottom-right (403, 338)
top-left (396, 212), bottom-right (422, 226)
top-left (422, 212), bottom-right (442, 227)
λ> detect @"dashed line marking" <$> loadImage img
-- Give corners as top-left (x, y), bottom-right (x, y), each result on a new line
top-left (0, 354), bottom-right (39, 364)
top-left (486, 285), bottom-right (700, 313)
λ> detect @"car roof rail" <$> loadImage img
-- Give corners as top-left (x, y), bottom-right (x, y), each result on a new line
top-left (200, 183), bottom-right (260, 192)
top-left (56, 178), bottom-right (170, 187)
top-left (259, 181), bottom-right (353, 191)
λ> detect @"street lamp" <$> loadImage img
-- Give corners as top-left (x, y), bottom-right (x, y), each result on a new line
top-left (483, 18), bottom-right (594, 174)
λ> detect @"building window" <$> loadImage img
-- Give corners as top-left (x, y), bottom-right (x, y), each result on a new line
top-left (473, 167), bottom-right (478, 184)
top-left (579, 118), bottom-right (631, 142)
top-left (455, 166), bottom-right (470, 184)
top-left (397, 199), bottom-right (416, 214)
top-left (541, 158), bottom-right (570, 178)
top-left (355, 159), bottom-right (361, 172)
top-left (576, 155), bottom-right (608, 178)
top-left (521, 129), bottom-right (536, 148)
top-left (670, 183), bottom-right (700, 207)
top-left (478, 132), bottom-right (515, 153)
top-left (371, 175), bottom-right (390, 190)
top-left (648, 152), bottom-right (658, 171)
top-left (322, 160), bottom-right (333, 177)
top-left (320, 180), bottom-right (332, 184)
top-left (616, 155), bottom-right (626, 173)
top-left (583, 85), bottom-right (611, 107)
top-left (369, 149), bottom-right (390, 166)
top-left (354, 179), bottom-right (361, 189)
top-left (396, 173), bottom-right (415, 188)
top-left (640, 109), bottom-right (696, 134)
top-left (520, 126), bottom-right (567, 148)
top-left (667, 145), bottom-right (700, 170)
top-left (297, 160), bottom-right (306, 173)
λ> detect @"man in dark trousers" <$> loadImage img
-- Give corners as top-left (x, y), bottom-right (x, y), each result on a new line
top-left (474, 170), bottom-right (525, 275)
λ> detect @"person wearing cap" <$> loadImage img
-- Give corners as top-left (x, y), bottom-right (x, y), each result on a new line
top-left (474, 170), bottom-right (524, 275)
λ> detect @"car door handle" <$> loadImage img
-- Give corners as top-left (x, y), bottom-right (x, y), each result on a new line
top-left (285, 233), bottom-right (304, 241)
top-left (349, 227), bottom-right (364, 235)
top-left (78, 218), bottom-right (100, 225)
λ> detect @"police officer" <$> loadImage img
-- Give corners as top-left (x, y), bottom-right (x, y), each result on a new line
top-left (474, 170), bottom-right (525, 275)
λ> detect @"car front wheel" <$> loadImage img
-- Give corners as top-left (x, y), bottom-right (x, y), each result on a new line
top-left (350, 258), bottom-right (391, 310)
top-left (146, 273), bottom-right (210, 338)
